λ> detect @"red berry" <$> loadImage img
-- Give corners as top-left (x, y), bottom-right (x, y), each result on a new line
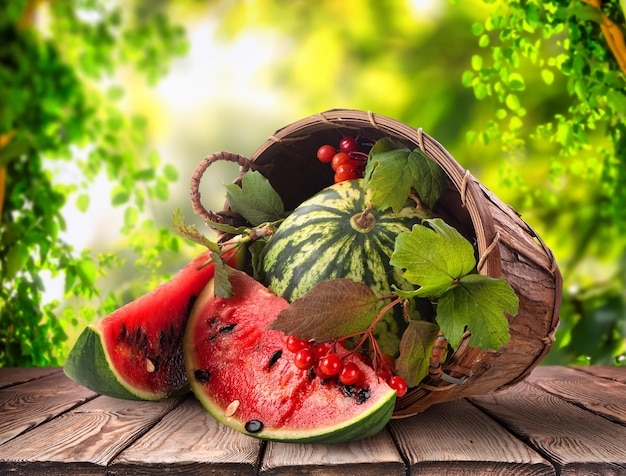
top-left (377, 368), bottom-right (392, 382)
top-left (319, 353), bottom-right (342, 376)
top-left (387, 375), bottom-right (408, 397)
top-left (339, 136), bottom-right (359, 153)
top-left (330, 152), bottom-right (351, 171)
top-left (317, 144), bottom-right (336, 163)
top-left (313, 342), bottom-right (332, 359)
top-left (313, 361), bottom-right (331, 379)
top-left (334, 164), bottom-right (360, 183)
top-left (339, 362), bottom-right (362, 386)
top-left (293, 348), bottom-right (315, 370)
top-left (286, 335), bottom-right (308, 353)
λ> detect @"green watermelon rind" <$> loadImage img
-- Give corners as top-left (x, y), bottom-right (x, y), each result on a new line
top-left (192, 378), bottom-right (396, 444)
top-left (64, 325), bottom-right (191, 401)
top-left (64, 325), bottom-right (144, 400)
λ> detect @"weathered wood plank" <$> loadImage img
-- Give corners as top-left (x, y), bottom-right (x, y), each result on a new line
top-left (259, 428), bottom-right (405, 476)
top-left (0, 371), bottom-right (96, 446)
top-left (389, 399), bottom-right (554, 475)
top-left (527, 366), bottom-right (626, 425)
top-left (110, 396), bottom-right (261, 475)
top-left (574, 365), bottom-right (626, 384)
top-left (471, 381), bottom-right (626, 476)
top-left (0, 394), bottom-right (182, 476)
top-left (0, 367), bottom-right (61, 388)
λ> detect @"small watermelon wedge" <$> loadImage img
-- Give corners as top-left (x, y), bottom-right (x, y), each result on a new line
top-left (184, 267), bottom-right (397, 443)
top-left (64, 249), bottom-right (244, 400)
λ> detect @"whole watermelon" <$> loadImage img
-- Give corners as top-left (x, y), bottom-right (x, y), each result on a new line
top-left (261, 179), bottom-right (433, 355)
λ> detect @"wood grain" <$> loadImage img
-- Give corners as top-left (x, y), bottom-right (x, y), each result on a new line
top-left (110, 396), bottom-right (261, 475)
top-left (259, 428), bottom-right (405, 476)
top-left (0, 371), bottom-right (96, 446)
top-left (389, 399), bottom-right (554, 475)
top-left (0, 367), bottom-right (61, 388)
top-left (470, 381), bottom-right (626, 475)
top-left (575, 365), bottom-right (626, 384)
top-left (0, 393), bottom-right (182, 475)
top-left (527, 366), bottom-right (626, 425)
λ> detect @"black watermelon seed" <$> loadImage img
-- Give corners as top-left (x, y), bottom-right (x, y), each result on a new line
top-left (194, 369), bottom-right (211, 383)
top-left (118, 323), bottom-right (127, 343)
top-left (245, 419), bottom-right (264, 433)
top-left (135, 328), bottom-right (142, 346)
top-left (187, 295), bottom-right (198, 315)
top-left (169, 323), bottom-right (176, 345)
top-left (140, 333), bottom-right (148, 351)
top-left (341, 384), bottom-right (356, 398)
top-left (355, 388), bottom-right (371, 405)
top-left (219, 323), bottom-right (237, 334)
top-left (159, 330), bottom-right (167, 349)
top-left (268, 350), bottom-right (283, 369)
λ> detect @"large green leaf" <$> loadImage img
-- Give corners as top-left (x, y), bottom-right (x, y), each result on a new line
top-left (225, 171), bottom-right (286, 226)
top-left (390, 218), bottom-right (476, 298)
top-left (436, 274), bottom-right (518, 351)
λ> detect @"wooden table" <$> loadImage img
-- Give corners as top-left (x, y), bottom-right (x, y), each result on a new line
top-left (0, 365), bottom-right (625, 475)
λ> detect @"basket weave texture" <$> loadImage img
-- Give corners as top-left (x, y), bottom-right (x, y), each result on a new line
top-left (195, 109), bottom-right (562, 417)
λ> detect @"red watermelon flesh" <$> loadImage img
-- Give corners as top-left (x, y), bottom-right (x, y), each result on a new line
top-left (64, 249), bottom-right (243, 400)
top-left (184, 268), bottom-right (397, 443)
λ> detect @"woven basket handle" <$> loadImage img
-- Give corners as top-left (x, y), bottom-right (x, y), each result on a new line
top-left (189, 151), bottom-right (257, 224)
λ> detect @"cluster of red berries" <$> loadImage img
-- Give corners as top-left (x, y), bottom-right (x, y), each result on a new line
top-left (285, 335), bottom-right (408, 397)
top-left (316, 136), bottom-right (369, 184)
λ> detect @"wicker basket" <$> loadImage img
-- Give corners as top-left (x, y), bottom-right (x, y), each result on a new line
top-left (190, 109), bottom-right (562, 418)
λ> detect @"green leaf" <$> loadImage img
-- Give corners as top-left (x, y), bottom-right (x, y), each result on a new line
top-left (162, 163), bottom-right (179, 182)
top-left (214, 255), bottom-right (233, 298)
top-left (225, 171), bottom-right (286, 226)
top-left (5, 244), bottom-right (29, 280)
top-left (206, 220), bottom-right (250, 235)
top-left (77, 258), bottom-right (98, 288)
top-left (110, 185), bottom-right (130, 206)
top-left (267, 279), bottom-right (380, 342)
top-left (363, 147), bottom-right (416, 213)
top-left (170, 208), bottom-right (220, 253)
top-left (541, 69), bottom-right (554, 85)
top-left (436, 274), bottom-right (518, 351)
top-left (124, 206), bottom-right (139, 227)
top-left (390, 218), bottom-right (476, 298)
top-left (507, 72), bottom-right (525, 90)
top-left (395, 320), bottom-right (440, 387)
top-left (76, 193), bottom-right (90, 213)
top-left (409, 148), bottom-right (448, 209)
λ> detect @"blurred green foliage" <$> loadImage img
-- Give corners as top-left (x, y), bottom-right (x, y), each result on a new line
top-left (0, 0), bottom-right (189, 366)
top-left (1, 0), bottom-right (624, 366)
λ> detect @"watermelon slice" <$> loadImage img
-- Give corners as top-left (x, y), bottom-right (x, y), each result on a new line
top-left (184, 268), bottom-right (397, 443)
top-left (64, 249), bottom-right (243, 400)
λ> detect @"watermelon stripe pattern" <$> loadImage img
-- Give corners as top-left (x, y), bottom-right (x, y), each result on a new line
top-left (261, 179), bottom-right (430, 355)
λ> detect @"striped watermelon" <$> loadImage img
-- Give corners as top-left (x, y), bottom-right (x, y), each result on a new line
top-left (261, 179), bottom-right (432, 355)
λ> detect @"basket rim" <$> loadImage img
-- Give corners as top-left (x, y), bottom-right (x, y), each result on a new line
top-left (251, 108), bottom-right (502, 279)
